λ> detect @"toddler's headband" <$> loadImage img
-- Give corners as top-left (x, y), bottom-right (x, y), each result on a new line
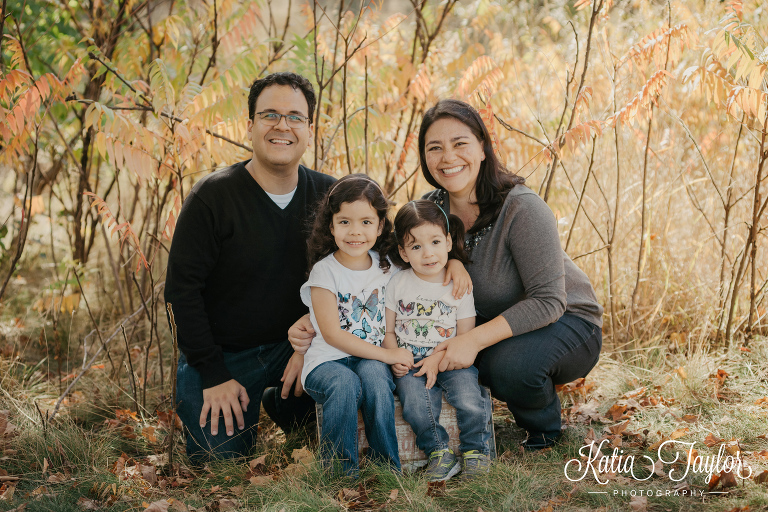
top-left (402, 200), bottom-right (450, 230)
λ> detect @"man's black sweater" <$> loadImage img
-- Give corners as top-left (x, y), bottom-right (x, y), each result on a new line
top-left (164, 161), bottom-right (335, 388)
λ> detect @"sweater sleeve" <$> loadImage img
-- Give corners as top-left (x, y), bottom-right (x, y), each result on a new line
top-left (164, 192), bottom-right (232, 389)
top-left (500, 193), bottom-right (567, 336)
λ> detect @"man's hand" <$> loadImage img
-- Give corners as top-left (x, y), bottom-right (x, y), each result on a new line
top-left (280, 352), bottom-right (305, 399)
top-left (433, 335), bottom-right (479, 372)
top-left (288, 313), bottom-right (315, 354)
top-left (200, 379), bottom-right (249, 436)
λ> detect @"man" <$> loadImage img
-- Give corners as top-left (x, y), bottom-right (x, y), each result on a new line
top-left (165, 72), bottom-right (335, 462)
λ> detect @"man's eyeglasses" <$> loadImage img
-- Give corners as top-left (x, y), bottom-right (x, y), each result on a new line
top-left (255, 111), bottom-right (309, 127)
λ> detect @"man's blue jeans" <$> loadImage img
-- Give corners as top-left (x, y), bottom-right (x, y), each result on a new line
top-left (394, 361), bottom-right (491, 457)
top-left (303, 357), bottom-right (400, 475)
top-left (475, 313), bottom-right (602, 447)
top-left (176, 340), bottom-right (315, 463)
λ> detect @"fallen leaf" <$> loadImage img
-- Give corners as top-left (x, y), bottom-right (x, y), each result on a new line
top-left (283, 463), bottom-right (307, 477)
top-left (707, 473), bottom-right (721, 491)
top-left (47, 472), bottom-right (67, 483)
top-left (670, 427), bottom-right (689, 440)
top-left (754, 397), bottom-right (768, 406)
top-left (426, 480), bottom-right (446, 497)
top-left (229, 485), bottom-right (243, 496)
top-left (720, 469), bottom-right (738, 489)
top-left (622, 387), bottom-right (647, 399)
top-left (143, 500), bottom-right (171, 512)
top-left (675, 367), bottom-right (687, 380)
top-left (77, 497), bottom-right (101, 510)
top-left (682, 414), bottom-right (699, 423)
top-left (724, 439), bottom-right (741, 456)
top-left (649, 459), bottom-right (666, 477)
top-left (704, 434), bottom-right (724, 447)
top-left (249, 455), bottom-right (268, 473)
top-left (141, 426), bottom-right (158, 444)
top-left (386, 489), bottom-right (398, 502)
top-left (606, 403), bottom-right (629, 422)
top-left (0, 482), bottom-right (16, 500)
top-left (291, 447), bottom-right (314, 464)
top-left (249, 475), bottom-right (274, 486)
top-left (609, 420), bottom-right (630, 436)
top-left (629, 495), bottom-right (647, 511)
top-left (140, 464), bottom-right (158, 486)
top-left (755, 470), bottom-right (768, 484)
top-left (338, 487), bottom-right (361, 501)
top-left (217, 498), bottom-right (239, 511)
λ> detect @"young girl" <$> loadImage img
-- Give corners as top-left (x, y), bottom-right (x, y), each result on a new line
top-left (383, 199), bottom-right (492, 482)
top-left (301, 174), bottom-right (409, 476)
top-left (301, 176), bottom-right (472, 476)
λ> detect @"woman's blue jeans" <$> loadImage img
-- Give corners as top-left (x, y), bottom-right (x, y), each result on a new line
top-left (175, 340), bottom-right (315, 463)
top-left (394, 361), bottom-right (491, 457)
top-left (475, 313), bottom-right (601, 446)
top-left (303, 357), bottom-right (400, 475)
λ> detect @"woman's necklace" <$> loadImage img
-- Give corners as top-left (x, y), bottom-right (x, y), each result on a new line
top-left (433, 190), bottom-right (494, 254)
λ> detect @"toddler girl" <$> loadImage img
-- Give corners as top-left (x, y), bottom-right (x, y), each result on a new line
top-left (383, 199), bottom-right (492, 482)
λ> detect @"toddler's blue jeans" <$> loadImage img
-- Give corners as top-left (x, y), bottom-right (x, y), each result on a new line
top-left (394, 360), bottom-right (491, 457)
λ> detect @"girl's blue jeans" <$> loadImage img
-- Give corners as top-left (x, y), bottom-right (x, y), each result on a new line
top-left (394, 361), bottom-right (491, 457)
top-left (475, 313), bottom-right (602, 447)
top-left (304, 357), bottom-right (400, 475)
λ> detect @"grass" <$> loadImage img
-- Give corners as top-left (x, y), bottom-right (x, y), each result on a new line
top-left (2, 336), bottom-right (768, 511)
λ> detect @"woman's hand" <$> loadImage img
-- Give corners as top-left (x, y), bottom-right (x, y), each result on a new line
top-left (433, 334), bottom-right (479, 372)
top-left (288, 313), bottom-right (315, 354)
top-left (444, 259), bottom-right (472, 299)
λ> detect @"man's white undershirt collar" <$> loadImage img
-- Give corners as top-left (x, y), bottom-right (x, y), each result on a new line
top-left (265, 187), bottom-right (297, 209)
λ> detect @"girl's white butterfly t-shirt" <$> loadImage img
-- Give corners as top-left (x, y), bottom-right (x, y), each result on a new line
top-left (300, 251), bottom-right (397, 386)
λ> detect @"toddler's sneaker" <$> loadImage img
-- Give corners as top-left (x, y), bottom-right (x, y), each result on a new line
top-left (424, 448), bottom-right (460, 482)
top-left (459, 450), bottom-right (491, 481)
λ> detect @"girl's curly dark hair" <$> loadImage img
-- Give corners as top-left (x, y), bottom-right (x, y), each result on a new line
top-left (389, 199), bottom-right (470, 269)
top-left (307, 174), bottom-right (393, 273)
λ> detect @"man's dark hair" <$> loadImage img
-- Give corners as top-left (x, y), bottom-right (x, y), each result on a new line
top-left (247, 72), bottom-right (316, 122)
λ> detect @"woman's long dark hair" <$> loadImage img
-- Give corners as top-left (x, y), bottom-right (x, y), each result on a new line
top-left (307, 174), bottom-right (393, 273)
top-left (418, 99), bottom-right (525, 234)
top-left (390, 200), bottom-right (470, 269)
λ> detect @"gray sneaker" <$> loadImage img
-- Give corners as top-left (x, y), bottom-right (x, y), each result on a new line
top-left (424, 448), bottom-right (460, 482)
top-left (459, 450), bottom-right (491, 481)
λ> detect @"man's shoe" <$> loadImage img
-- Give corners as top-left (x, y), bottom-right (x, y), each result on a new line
top-left (520, 431), bottom-right (562, 451)
top-left (459, 450), bottom-right (491, 481)
top-left (424, 448), bottom-right (460, 482)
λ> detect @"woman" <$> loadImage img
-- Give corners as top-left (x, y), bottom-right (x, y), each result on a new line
top-left (418, 99), bottom-right (603, 450)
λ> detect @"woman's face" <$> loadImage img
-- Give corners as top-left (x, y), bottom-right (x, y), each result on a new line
top-left (423, 117), bottom-right (485, 200)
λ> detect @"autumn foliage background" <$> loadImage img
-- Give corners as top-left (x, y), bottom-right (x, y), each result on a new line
top-left (0, 0), bottom-right (767, 510)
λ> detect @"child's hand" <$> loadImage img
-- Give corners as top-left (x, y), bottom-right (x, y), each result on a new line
top-left (391, 363), bottom-right (410, 378)
top-left (444, 259), bottom-right (472, 299)
top-left (385, 347), bottom-right (414, 368)
top-left (413, 353), bottom-right (442, 390)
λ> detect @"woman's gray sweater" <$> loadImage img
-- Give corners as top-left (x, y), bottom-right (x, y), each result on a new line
top-left (426, 186), bottom-right (603, 336)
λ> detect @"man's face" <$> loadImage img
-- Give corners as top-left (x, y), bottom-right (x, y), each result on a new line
top-left (247, 85), bottom-right (313, 173)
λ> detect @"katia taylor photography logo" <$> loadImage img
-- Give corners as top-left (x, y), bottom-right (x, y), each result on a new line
top-left (564, 439), bottom-right (752, 485)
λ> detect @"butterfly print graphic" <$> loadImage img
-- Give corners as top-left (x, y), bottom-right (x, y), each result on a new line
top-left (351, 289), bottom-right (379, 322)
top-left (435, 326), bottom-right (455, 338)
top-left (398, 300), bottom-right (414, 315)
top-left (416, 302), bottom-right (437, 316)
top-left (352, 318), bottom-right (372, 340)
